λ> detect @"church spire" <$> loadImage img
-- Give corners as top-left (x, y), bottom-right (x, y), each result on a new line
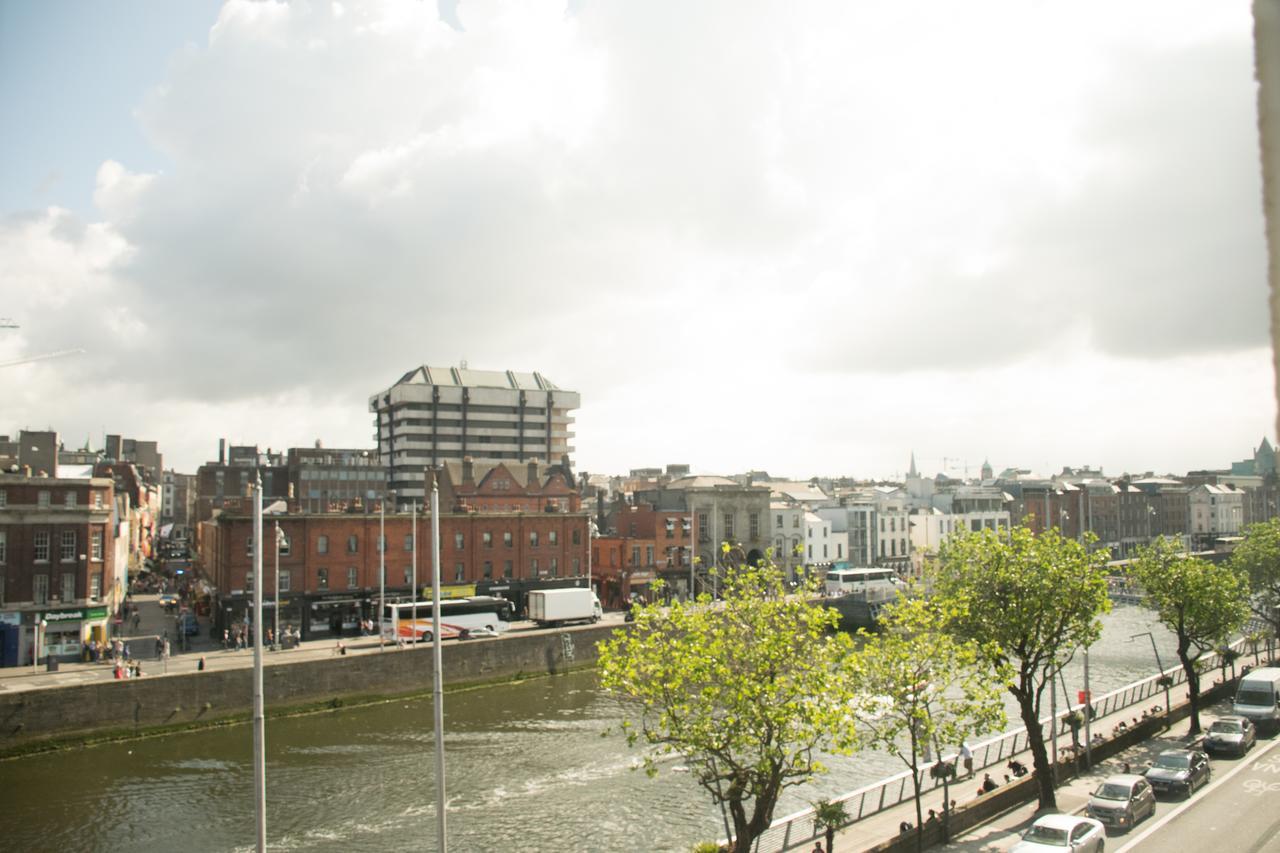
top-left (908, 451), bottom-right (918, 479)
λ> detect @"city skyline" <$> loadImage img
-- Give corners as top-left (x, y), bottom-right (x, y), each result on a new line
top-left (1, 1), bottom-right (1273, 479)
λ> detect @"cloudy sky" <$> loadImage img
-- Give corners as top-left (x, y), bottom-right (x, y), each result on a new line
top-left (0, 0), bottom-right (1273, 480)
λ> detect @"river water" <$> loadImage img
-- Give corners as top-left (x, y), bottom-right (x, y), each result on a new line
top-left (0, 605), bottom-right (1201, 852)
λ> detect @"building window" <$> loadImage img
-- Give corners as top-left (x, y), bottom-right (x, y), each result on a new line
top-left (347, 567), bottom-right (358, 589)
top-left (61, 572), bottom-right (75, 601)
top-left (549, 557), bottom-right (558, 576)
top-left (646, 545), bottom-right (654, 565)
top-left (93, 490), bottom-right (103, 509)
top-left (530, 558), bottom-right (539, 576)
top-left (483, 531), bottom-right (493, 548)
top-left (808, 545), bottom-right (813, 559)
top-left (503, 531), bottom-right (513, 547)
top-left (279, 571), bottom-right (291, 593)
top-left (838, 543), bottom-right (843, 559)
top-left (60, 530), bottom-right (75, 562)
top-left (317, 568), bottom-right (329, 590)
top-left (484, 561), bottom-right (493, 579)
top-left (91, 530), bottom-right (103, 561)
top-left (33, 574), bottom-right (49, 604)
top-left (64, 491), bottom-right (76, 508)
top-left (823, 544), bottom-right (828, 559)
top-left (572, 557), bottom-right (580, 574)
top-left (454, 562), bottom-right (465, 582)
top-left (246, 537), bottom-right (255, 557)
top-left (377, 535), bottom-right (386, 554)
top-left (318, 535), bottom-right (329, 554)
top-left (724, 513), bottom-right (734, 539)
top-left (750, 512), bottom-right (760, 539)
top-left (403, 568), bottom-right (411, 586)
top-left (0, 490), bottom-right (6, 507)
top-left (698, 512), bottom-right (709, 541)
top-left (278, 532), bottom-right (291, 556)
top-left (549, 530), bottom-right (557, 546)
top-left (631, 546), bottom-right (640, 566)
top-left (793, 515), bottom-right (800, 528)
top-left (572, 528), bottom-right (581, 545)
top-left (34, 531), bottom-right (50, 562)
top-left (530, 531), bottom-right (539, 548)
top-left (246, 571), bottom-right (255, 592)
top-left (404, 534), bottom-right (413, 551)
top-left (347, 535), bottom-right (358, 553)
top-left (0, 530), bottom-right (5, 563)
top-left (38, 490), bottom-right (51, 507)
top-left (89, 574), bottom-right (100, 600)
top-left (454, 532), bottom-right (465, 550)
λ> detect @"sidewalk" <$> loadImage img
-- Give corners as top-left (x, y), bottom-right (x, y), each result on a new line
top-left (822, 671), bottom-right (1244, 853)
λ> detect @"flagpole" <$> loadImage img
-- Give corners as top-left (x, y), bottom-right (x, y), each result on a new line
top-left (431, 478), bottom-right (447, 851)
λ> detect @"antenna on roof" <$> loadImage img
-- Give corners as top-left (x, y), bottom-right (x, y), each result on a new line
top-left (460, 359), bottom-right (468, 369)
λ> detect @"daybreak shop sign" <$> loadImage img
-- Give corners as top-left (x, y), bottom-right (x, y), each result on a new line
top-left (36, 606), bottom-right (109, 624)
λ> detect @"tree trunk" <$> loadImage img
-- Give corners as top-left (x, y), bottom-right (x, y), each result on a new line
top-left (912, 771), bottom-right (924, 853)
top-left (1181, 649), bottom-right (1202, 735)
top-left (1018, 696), bottom-right (1057, 809)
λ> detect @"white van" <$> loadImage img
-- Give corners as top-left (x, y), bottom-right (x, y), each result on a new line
top-left (1232, 667), bottom-right (1280, 732)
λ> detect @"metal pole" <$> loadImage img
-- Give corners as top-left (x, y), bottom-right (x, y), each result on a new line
top-left (379, 495), bottom-right (385, 651)
top-left (431, 481), bottom-right (447, 852)
top-left (586, 515), bottom-right (592, 599)
top-left (688, 507), bottom-right (695, 601)
top-left (273, 521), bottom-right (280, 651)
top-left (1044, 487), bottom-right (1050, 535)
top-left (252, 474), bottom-right (267, 853)
top-left (412, 498), bottom-right (418, 646)
top-left (32, 620), bottom-right (39, 675)
top-left (1083, 646), bottom-right (1092, 768)
top-left (1049, 669), bottom-right (1058, 785)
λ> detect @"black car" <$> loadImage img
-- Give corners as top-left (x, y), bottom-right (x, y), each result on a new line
top-left (1143, 748), bottom-right (1211, 798)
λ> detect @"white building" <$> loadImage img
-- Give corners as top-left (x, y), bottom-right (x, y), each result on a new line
top-left (803, 510), bottom-right (840, 570)
top-left (370, 365), bottom-right (579, 507)
top-left (771, 501), bottom-right (805, 579)
top-left (1189, 483), bottom-right (1244, 542)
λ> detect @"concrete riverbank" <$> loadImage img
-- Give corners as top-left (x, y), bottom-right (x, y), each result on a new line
top-left (0, 621), bottom-right (618, 757)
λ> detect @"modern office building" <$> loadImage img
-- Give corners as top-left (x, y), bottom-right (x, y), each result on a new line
top-left (370, 365), bottom-right (579, 507)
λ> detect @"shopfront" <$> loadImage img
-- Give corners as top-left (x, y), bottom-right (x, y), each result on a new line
top-left (32, 606), bottom-right (109, 662)
top-left (304, 595), bottom-right (365, 640)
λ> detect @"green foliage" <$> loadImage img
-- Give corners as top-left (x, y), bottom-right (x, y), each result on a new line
top-left (851, 593), bottom-right (1007, 844)
top-left (931, 524), bottom-right (1111, 809)
top-left (1133, 537), bottom-right (1250, 733)
top-left (598, 563), bottom-right (858, 853)
top-left (1231, 519), bottom-right (1280, 635)
top-left (811, 797), bottom-right (850, 853)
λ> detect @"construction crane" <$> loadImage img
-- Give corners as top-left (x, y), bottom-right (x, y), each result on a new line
top-left (0, 319), bottom-right (84, 367)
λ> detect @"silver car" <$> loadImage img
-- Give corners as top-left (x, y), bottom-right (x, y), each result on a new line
top-left (1086, 774), bottom-right (1156, 831)
top-left (1203, 715), bottom-right (1256, 757)
top-left (1011, 814), bottom-right (1105, 852)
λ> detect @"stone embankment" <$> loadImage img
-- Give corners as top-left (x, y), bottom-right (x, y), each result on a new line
top-left (0, 623), bottom-right (615, 757)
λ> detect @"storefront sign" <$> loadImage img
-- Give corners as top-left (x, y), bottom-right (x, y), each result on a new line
top-left (38, 607), bottom-right (109, 623)
top-left (0, 612), bottom-right (20, 626)
top-left (422, 583), bottom-right (477, 599)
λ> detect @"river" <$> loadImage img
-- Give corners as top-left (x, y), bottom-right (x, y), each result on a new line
top-left (0, 605), bottom-right (1207, 852)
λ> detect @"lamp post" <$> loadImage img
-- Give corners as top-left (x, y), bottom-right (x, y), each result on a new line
top-left (586, 517), bottom-right (598, 601)
top-left (1130, 631), bottom-right (1171, 712)
top-left (273, 521), bottom-right (281, 651)
top-left (33, 618), bottom-right (47, 674)
top-left (251, 473), bottom-right (267, 853)
top-left (430, 480), bottom-right (447, 852)
top-left (379, 491), bottom-right (386, 651)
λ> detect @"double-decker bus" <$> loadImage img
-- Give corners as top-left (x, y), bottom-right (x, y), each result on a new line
top-left (823, 567), bottom-right (900, 603)
top-left (381, 596), bottom-right (514, 642)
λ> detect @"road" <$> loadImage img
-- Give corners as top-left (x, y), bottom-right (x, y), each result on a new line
top-left (1117, 728), bottom-right (1280, 853)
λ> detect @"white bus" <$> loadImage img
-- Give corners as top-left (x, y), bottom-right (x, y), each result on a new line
top-left (381, 596), bottom-right (514, 642)
top-left (823, 568), bottom-right (900, 603)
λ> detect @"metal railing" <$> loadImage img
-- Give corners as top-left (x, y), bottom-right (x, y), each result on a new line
top-left (747, 635), bottom-right (1254, 853)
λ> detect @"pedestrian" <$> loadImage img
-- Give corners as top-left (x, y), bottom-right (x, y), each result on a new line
top-left (222, 628), bottom-right (229, 651)
top-left (197, 656), bottom-right (206, 671)
top-left (960, 741), bottom-right (974, 778)
top-left (812, 843), bottom-right (826, 853)
top-left (980, 773), bottom-right (998, 794)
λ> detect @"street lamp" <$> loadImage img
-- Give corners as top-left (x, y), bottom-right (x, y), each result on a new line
top-left (586, 517), bottom-right (599, 601)
top-left (33, 618), bottom-right (47, 674)
top-left (379, 490), bottom-right (386, 651)
top-left (273, 521), bottom-right (283, 651)
top-left (1130, 631), bottom-right (1171, 712)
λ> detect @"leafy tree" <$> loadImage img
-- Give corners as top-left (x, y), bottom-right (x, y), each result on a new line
top-left (851, 594), bottom-right (1007, 852)
top-left (1231, 518), bottom-right (1280, 639)
top-left (1132, 538), bottom-right (1251, 734)
top-left (811, 798), bottom-right (849, 853)
top-left (598, 562), bottom-right (859, 853)
top-left (932, 525), bottom-right (1111, 809)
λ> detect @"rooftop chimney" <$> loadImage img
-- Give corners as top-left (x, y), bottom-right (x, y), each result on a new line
top-left (218, 438), bottom-right (226, 465)
top-left (462, 456), bottom-right (474, 486)
top-left (528, 458), bottom-right (540, 486)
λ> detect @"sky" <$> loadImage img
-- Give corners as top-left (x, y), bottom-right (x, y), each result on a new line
top-left (0, 0), bottom-right (1274, 481)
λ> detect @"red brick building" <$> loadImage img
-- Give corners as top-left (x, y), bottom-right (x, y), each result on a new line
top-left (0, 473), bottom-right (119, 665)
top-left (204, 507), bottom-right (589, 639)
top-left (437, 457), bottom-right (580, 514)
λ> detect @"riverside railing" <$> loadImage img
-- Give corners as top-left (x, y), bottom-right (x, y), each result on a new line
top-left (747, 635), bottom-right (1253, 853)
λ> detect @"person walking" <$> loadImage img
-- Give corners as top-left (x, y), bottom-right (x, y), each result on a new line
top-left (960, 741), bottom-right (974, 779)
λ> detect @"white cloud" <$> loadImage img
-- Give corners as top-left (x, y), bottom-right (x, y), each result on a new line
top-left (0, 0), bottom-right (1271, 478)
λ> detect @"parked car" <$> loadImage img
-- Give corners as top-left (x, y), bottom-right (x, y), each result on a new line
top-left (1143, 748), bottom-right (1211, 797)
top-left (1086, 774), bottom-right (1156, 831)
top-left (1010, 813), bottom-right (1105, 852)
top-left (1204, 715), bottom-right (1256, 757)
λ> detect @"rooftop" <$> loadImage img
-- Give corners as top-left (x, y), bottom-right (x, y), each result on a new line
top-left (392, 365), bottom-right (563, 391)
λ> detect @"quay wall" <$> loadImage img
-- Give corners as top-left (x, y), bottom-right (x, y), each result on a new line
top-left (0, 625), bottom-right (617, 757)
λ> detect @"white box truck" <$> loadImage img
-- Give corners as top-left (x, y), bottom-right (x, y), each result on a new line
top-left (528, 588), bottom-right (603, 627)
top-left (1233, 667), bottom-right (1280, 732)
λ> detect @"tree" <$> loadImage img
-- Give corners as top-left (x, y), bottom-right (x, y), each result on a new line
top-left (851, 594), bottom-right (1007, 852)
top-left (932, 525), bottom-right (1111, 810)
top-left (598, 562), bottom-right (860, 853)
top-left (811, 798), bottom-right (849, 853)
top-left (1231, 518), bottom-right (1280, 639)
top-left (1132, 537), bottom-right (1250, 734)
